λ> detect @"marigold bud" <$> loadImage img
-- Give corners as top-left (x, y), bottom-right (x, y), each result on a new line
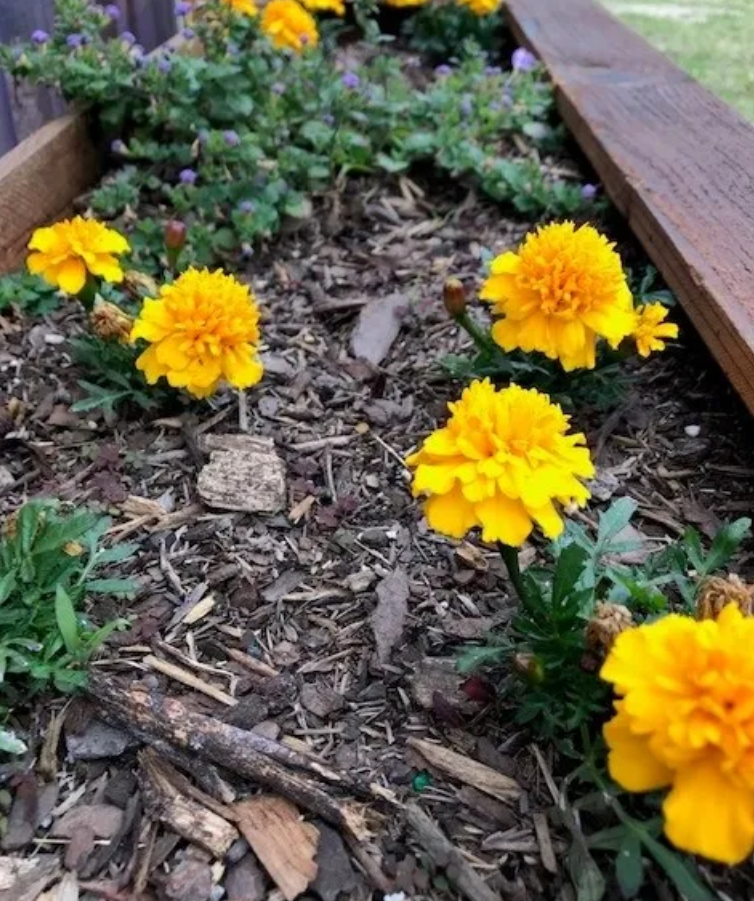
top-left (695, 574), bottom-right (754, 621)
top-left (585, 601), bottom-right (633, 654)
top-left (1, 511), bottom-right (18, 540)
top-left (164, 219), bottom-right (187, 251)
top-left (512, 652), bottom-right (544, 684)
top-left (90, 299), bottom-right (134, 344)
top-left (443, 277), bottom-right (467, 318)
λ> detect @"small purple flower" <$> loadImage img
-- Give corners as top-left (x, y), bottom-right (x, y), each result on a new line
top-left (223, 130), bottom-right (240, 147)
top-left (239, 200), bottom-right (255, 214)
top-left (435, 64), bottom-right (452, 77)
top-left (182, 27), bottom-right (195, 39)
top-left (341, 71), bottom-right (360, 90)
top-left (226, 41), bottom-right (239, 56)
top-left (581, 183), bottom-right (598, 200)
top-left (175, 0), bottom-right (192, 14)
top-left (120, 30), bottom-right (136, 45)
top-left (484, 65), bottom-right (502, 77)
top-left (272, 82), bottom-right (286, 96)
top-left (158, 57), bottom-right (172, 73)
top-left (31, 29), bottom-right (50, 45)
top-left (66, 33), bottom-right (84, 48)
top-left (111, 139), bottom-right (127, 154)
top-left (460, 96), bottom-right (473, 117)
top-left (104, 4), bottom-right (121, 20)
top-left (179, 168), bottom-right (197, 185)
top-left (511, 47), bottom-right (537, 72)
top-left (132, 44), bottom-right (145, 61)
top-left (322, 113), bottom-right (335, 126)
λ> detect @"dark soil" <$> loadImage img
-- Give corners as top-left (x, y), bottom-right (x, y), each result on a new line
top-left (2, 168), bottom-right (754, 900)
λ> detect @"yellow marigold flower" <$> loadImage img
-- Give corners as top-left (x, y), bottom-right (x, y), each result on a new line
top-left (221, 0), bottom-right (259, 13)
top-left (480, 222), bottom-right (635, 371)
top-left (300, 0), bottom-right (345, 15)
top-left (27, 216), bottom-right (130, 296)
top-left (406, 379), bottom-right (594, 546)
top-left (130, 268), bottom-right (263, 399)
top-left (456, 0), bottom-right (500, 14)
top-left (382, 0), bottom-right (430, 7)
top-left (602, 604), bottom-right (754, 864)
top-left (632, 302), bottom-right (678, 357)
top-left (261, 0), bottom-right (319, 52)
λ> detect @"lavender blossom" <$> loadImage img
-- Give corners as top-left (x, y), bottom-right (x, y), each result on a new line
top-left (341, 71), bottom-right (360, 90)
top-left (120, 30), bottom-right (137, 45)
top-left (175, 1), bottom-right (192, 14)
top-left (511, 47), bottom-right (537, 72)
top-left (239, 201), bottom-right (255, 214)
top-left (104, 4), bottom-right (121, 20)
top-left (434, 64), bottom-right (452, 77)
top-left (110, 139), bottom-right (127, 154)
top-left (158, 57), bottom-right (172, 73)
top-left (272, 82), bottom-right (286, 95)
top-left (223, 130), bottom-right (241, 147)
top-left (66, 33), bottom-right (84, 48)
top-left (179, 168), bottom-right (197, 185)
top-left (31, 30), bottom-right (50, 45)
top-left (484, 65), bottom-right (502, 77)
top-left (182, 27), bottom-right (195, 39)
top-left (581, 183), bottom-right (598, 200)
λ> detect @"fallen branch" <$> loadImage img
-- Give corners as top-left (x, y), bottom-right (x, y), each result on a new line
top-left (88, 674), bottom-right (377, 840)
top-left (404, 803), bottom-right (504, 901)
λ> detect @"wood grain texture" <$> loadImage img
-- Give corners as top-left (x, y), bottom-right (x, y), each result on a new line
top-left (0, 114), bottom-right (100, 274)
top-left (505, 0), bottom-right (754, 415)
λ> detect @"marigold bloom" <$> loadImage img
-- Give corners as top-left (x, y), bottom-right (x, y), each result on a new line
top-left (27, 217), bottom-right (130, 295)
top-left (602, 604), bottom-right (754, 864)
top-left (480, 222), bottom-right (635, 371)
top-left (406, 380), bottom-right (594, 546)
top-left (300, 0), bottom-right (345, 15)
top-left (261, 0), bottom-right (318, 52)
top-left (130, 268), bottom-right (263, 399)
top-left (456, 0), bottom-right (500, 15)
top-left (383, 0), bottom-right (430, 8)
top-left (632, 302), bottom-right (678, 357)
top-left (221, 0), bottom-right (258, 13)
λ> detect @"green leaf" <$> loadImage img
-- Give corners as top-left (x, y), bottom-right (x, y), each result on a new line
top-left (85, 578), bottom-right (136, 596)
top-left (640, 834), bottom-right (714, 901)
top-left (615, 833), bottom-right (644, 898)
top-left (0, 727), bottom-right (27, 756)
top-left (552, 544), bottom-right (590, 609)
top-left (597, 498), bottom-right (638, 550)
top-left (703, 517), bottom-right (752, 575)
top-left (55, 585), bottom-right (80, 655)
top-left (376, 153), bottom-right (408, 173)
top-left (568, 835), bottom-right (606, 901)
top-left (456, 644), bottom-right (507, 674)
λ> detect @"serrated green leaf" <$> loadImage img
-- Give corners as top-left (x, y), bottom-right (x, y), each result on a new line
top-left (703, 517), bottom-right (752, 575)
top-left (615, 833), bottom-right (643, 898)
top-left (597, 498), bottom-right (638, 550)
top-left (0, 727), bottom-right (27, 756)
top-left (552, 544), bottom-right (590, 609)
top-left (568, 835), bottom-right (606, 901)
top-left (85, 578), bottom-right (136, 595)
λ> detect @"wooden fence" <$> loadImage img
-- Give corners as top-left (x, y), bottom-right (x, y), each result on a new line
top-left (0, 0), bottom-right (176, 153)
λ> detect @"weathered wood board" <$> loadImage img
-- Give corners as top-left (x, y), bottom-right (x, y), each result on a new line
top-left (505, 0), bottom-right (754, 416)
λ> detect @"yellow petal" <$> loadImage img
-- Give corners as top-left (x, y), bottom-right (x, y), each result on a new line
top-left (423, 484), bottom-right (478, 539)
top-left (135, 345), bottom-right (164, 385)
top-left (57, 258), bottom-right (87, 295)
top-left (475, 493), bottom-right (532, 546)
top-left (604, 708), bottom-right (673, 792)
top-left (663, 760), bottom-right (754, 864)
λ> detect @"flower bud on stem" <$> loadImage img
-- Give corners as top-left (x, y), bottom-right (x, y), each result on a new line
top-left (443, 279), bottom-right (496, 354)
top-left (164, 219), bottom-right (187, 273)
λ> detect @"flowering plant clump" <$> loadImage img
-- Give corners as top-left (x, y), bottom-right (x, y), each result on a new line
top-left (480, 222), bottom-right (636, 371)
top-left (27, 216), bottom-right (130, 296)
top-left (131, 268), bottom-right (264, 398)
top-left (602, 603), bottom-right (754, 864)
top-left (260, 0), bottom-right (319, 51)
top-left (632, 302), bottom-right (679, 357)
top-left (406, 379), bottom-right (594, 546)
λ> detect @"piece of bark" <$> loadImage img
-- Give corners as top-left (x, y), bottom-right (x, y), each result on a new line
top-left (88, 675), bottom-right (374, 841)
top-left (407, 739), bottom-right (520, 804)
top-left (350, 293), bottom-right (408, 366)
top-left (197, 435), bottom-right (286, 513)
top-left (404, 804), bottom-right (503, 901)
top-left (51, 805), bottom-right (124, 840)
top-left (311, 823), bottom-right (358, 901)
top-left (1, 778), bottom-right (59, 851)
top-left (64, 826), bottom-right (95, 872)
top-left (370, 568), bottom-right (409, 664)
top-left (234, 797), bottom-right (319, 901)
top-left (144, 655), bottom-right (237, 707)
top-left (0, 855), bottom-right (59, 901)
top-left (163, 858), bottom-right (213, 901)
top-left (138, 750), bottom-right (238, 859)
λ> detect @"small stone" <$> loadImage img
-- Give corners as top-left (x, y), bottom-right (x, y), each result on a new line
top-left (251, 721), bottom-right (280, 741)
top-left (225, 697), bottom-right (270, 730)
top-left (224, 853), bottom-right (266, 901)
top-left (684, 424), bottom-right (701, 438)
top-left (164, 858), bottom-right (214, 901)
top-left (0, 466), bottom-right (14, 489)
top-left (300, 682), bottom-right (344, 719)
top-left (359, 527), bottom-right (389, 548)
top-left (64, 824), bottom-right (95, 871)
top-left (311, 824), bottom-right (358, 901)
top-left (51, 804), bottom-right (123, 840)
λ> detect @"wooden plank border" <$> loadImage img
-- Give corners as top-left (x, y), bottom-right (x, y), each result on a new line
top-left (0, 113), bottom-right (100, 274)
top-left (504, 0), bottom-right (754, 415)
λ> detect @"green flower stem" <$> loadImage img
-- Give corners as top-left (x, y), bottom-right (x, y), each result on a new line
top-left (455, 310), bottom-right (496, 354)
top-left (77, 276), bottom-right (98, 312)
top-left (497, 541), bottom-right (528, 605)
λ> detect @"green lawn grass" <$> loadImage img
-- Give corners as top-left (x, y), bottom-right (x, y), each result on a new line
top-left (600, 0), bottom-right (754, 121)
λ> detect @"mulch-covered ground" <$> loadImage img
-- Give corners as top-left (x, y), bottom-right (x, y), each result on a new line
top-left (2, 167), bottom-right (754, 901)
